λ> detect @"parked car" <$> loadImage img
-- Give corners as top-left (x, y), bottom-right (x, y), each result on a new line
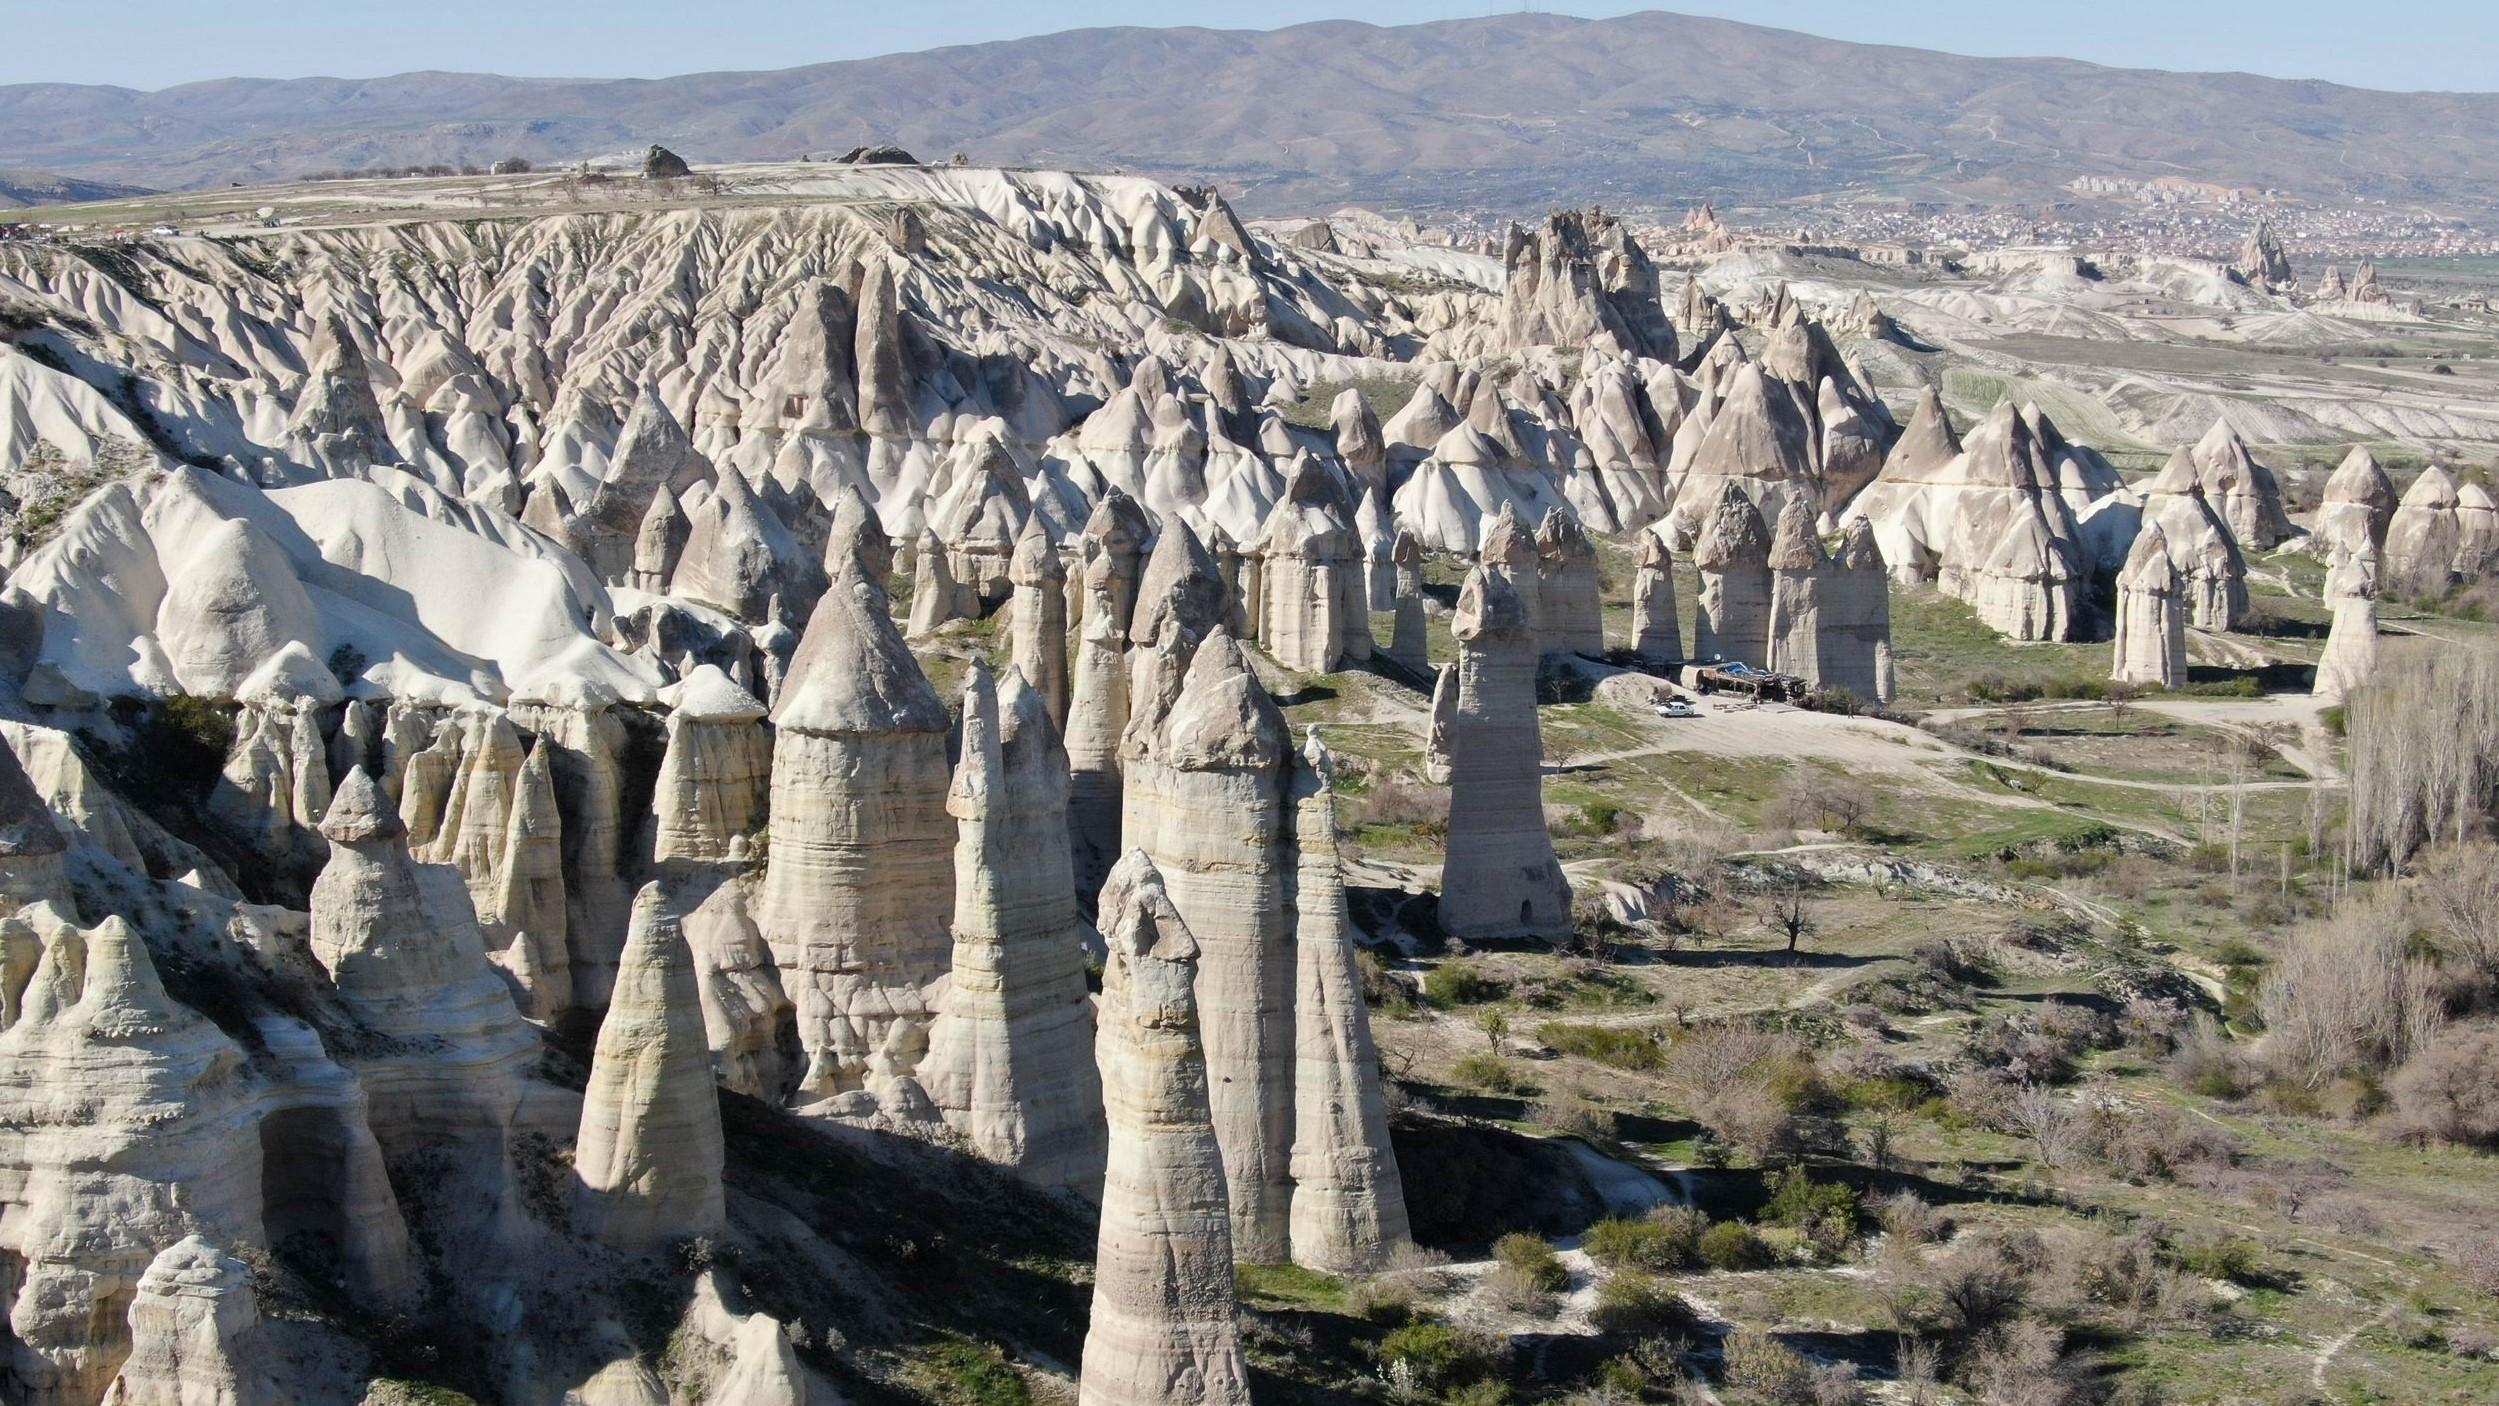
top-left (1655, 698), bottom-right (1698, 718)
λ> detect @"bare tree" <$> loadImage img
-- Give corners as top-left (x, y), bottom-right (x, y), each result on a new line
top-left (1757, 873), bottom-right (1819, 956)
top-left (2260, 889), bottom-right (2447, 1086)
top-left (2417, 842), bottom-right (2499, 986)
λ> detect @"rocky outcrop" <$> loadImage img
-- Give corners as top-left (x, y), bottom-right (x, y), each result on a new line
top-left (1821, 519), bottom-right (1894, 704)
top-left (1077, 851), bottom-right (1252, 1406)
top-left (2140, 449), bottom-right (2251, 630)
top-left (0, 911), bottom-right (268, 1406)
top-left (1386, 529), bottom-right (1429, 675)
top-left (917, 664), bottom-right (1106, 1190)
top-left (0, 740), bottom-right (68, 910)
top-left (2386, 465), bottom-right (2465, 598)
top-left (1286, 735), bottom-right (1412, 1274)
top-left (1671, 363), bottom-right (1815, 543)
top-left (652, 665), bottom-right (771, 864)
top-left (1632, 529), bottom-right (1681, 662)
top-left (930, 430), bottom-right (1036, 608)
top-left (506, 691), bottom-right (637, 1011)
top-left (1765, 495), bottom-right (1826, 680)
top-left (1441, 565), bottom-right (1571, 941)
top-left (673, 468), bottom-right (820, 629)
top-left (2314, 544), bottom-right (2383, 704)
top-left (2237, 221), bottom-right (2293, 288)
top-left (2112, 524), bottom-right (2188, 688)
top-left (2316, 446), bottom-right (2395, 561)
top-left (485, 742), bottom-right (571, 1020)
top-left (575, 883), bottom-right (726, 1252)
top-left (1254, 458), bottom-right (1368, 673)
top-left (1009, 518), bottom-right (1071, 734)
top-left (429, 710), bottom-right (524, 919)
top-left (1691, 482), bottom-right (1774, 666)
top-left (1534, 510), bottom-right (1604, 657)
top-left (1497, 208), bottom-right (1673, 359)
top-left (763, 566), bottom-right (952, 1099)
top-left (101, 1236), bottom-right (278, 1406)
top-left (1119, 629), bottom-right (1293, 1262)
top-left (2189, 420), bottom-right (2297, 551)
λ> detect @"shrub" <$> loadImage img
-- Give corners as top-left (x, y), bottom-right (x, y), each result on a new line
top-left (1699, 1221), bottom-right (1771, 1270)
top-left (1588, 1271), bottom-right (1695, 1337)
top-left (1539, 1021), bottom-right (1668, 1071)
top-left (2388, 1025), bottom-right (2499, 1147)
top-left (1584, 1212), bottom-right (1704, 1272)
top-left (1763, 1165), bottom-right (1859, 1235)
top-left (1721, 1328), bottom-right (1813, 1404)
top-left (1378, 1320), bottom-right (1504, 1393)
top-left (1449, 1054), bottom-right (1530, 1096)
top-left (1492, 1233), bottom-right (1567, 1293)
top-left (2260, 892), bottom-right (2446, 1086)
top-left (2170, 1234), bottom-right (2262, 1285)
top-left (917, 1340), bottom-right (1030, 1406)
top-left (1875, 1191), bottom-right (1944, 1247)
top-left (1425, 963), bottom-right (1506, 1006)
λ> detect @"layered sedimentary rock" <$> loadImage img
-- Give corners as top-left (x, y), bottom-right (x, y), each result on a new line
top-left (907, 527), bottom-right (970, 639)
top-left (1386, 529), bottom-right (1430, 674)
top-left (1821, 519), bottom-right (1894, 704)
top-left (763, 568), bottom-right (952, 1098)
top-left (2386, 465), bottom-right (2465, 598)
top-left (2189, 420), bottom-right (2296, 551)
top-left (652, 665), bottom-right (772, 863)
top-left (1009, 517), bottom-right (1071, 733)
top-left (1534, 510), bottom-right (1604, 657)
top-left (917, 664), bottom-right (1106, 1190)
top-left (1670, 363), bottom-right (1815, 543)
top-left (1077, 851), bottom-right (1252, 1406)
top-left (1621, 528), bottom-right (1680, 666)
top-left (485, 742), bottom-right (571, 1019)
top-left (1497, 207), bottom-right (1673, 359)
top-left (1440, 565), bottom-right (1571, 941)
top-left (1765, 495), bottom-right (1827, 680)
top-left (575, 883), bottom-right (727, 1251)
top-left (0, 912), bottom-right (269, 1406)
top-left (1120, 629), bottom-right (1294, 1262)
top-left (931, 430), bottom-right (1036, 608)
top-left (2316, 446), bottom-right (2396, 561)
top-left (2112, 524), bottom-right (2189, 688)
top-left (2314, 544), bottom-right (2383, 704)
top-left (1254, 458), bottom-right (1368, 673)
top-left (0, 741), bottom-right (68, 910)
top-left (505, 690), bottom-right (637, 1011)
top-left (2139, 450), bottom-right (2251, 630)
top-left (430, 710), bottom-right (524, 918)
top-left (1286, 735), bottom-right (1412, 1274)
top-left (102, 1236), bottom-right (278, 1406)
top-left (1691, 482), bottom-right (1774, 666)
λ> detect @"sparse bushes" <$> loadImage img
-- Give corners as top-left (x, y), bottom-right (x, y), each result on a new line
top-left (1662, 1025), bottom-right (1836, 1162)
top-left (1875, 1191), bottom-right (1945, 1247)
top-left (1538, 1022), bottom-right (1667, 1071)
top-left (1424, 962), bottom-right (1507, 1006)
top-left (1491, 1233), bottom-right (1567, 1294)
top-left (1588, 1271), bottom-right (1695, 1337)
top-left (2260, 892), bottom-right (2446, 1087)
top-left (1585, 1208), bottom-right (1707, 1273)
top-left (1721, 1327), bottom-right (1814, 1404)
top-left (1699, 1220), bottom-right (1772, 1271)
top-left (1377, 1319), bottom-right (1506, 1398)
top-left (1449, 1054), bottom-right (1531, 1096)
top-left (2388, 1025), bottom-right (2499, 1147)
top-left (2170, 1233), bottom-right (2262, 1286)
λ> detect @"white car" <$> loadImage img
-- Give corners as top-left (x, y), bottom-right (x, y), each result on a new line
top-left (1655, 698), bottom-right (1698, 718)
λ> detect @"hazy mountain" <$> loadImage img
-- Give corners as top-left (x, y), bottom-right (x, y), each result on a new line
top-left (4, 10), bottom-right (2498, 214)
top-left (0, 167), bottom-right (153, 209)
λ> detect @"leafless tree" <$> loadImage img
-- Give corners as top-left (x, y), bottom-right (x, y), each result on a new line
top-left (1758, 873), bottom-right (1819, 956)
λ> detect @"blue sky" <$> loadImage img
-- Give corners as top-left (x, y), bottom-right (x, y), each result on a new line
top-left (4, 1), bottom-right (2492, 93)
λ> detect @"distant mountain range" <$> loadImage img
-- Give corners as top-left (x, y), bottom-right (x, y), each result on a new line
top-left (5, 11), bottom-right (2499, 216)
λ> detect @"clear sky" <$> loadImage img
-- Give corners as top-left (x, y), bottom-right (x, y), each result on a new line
top-left (4, 1), bottom-right (2493, 94)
